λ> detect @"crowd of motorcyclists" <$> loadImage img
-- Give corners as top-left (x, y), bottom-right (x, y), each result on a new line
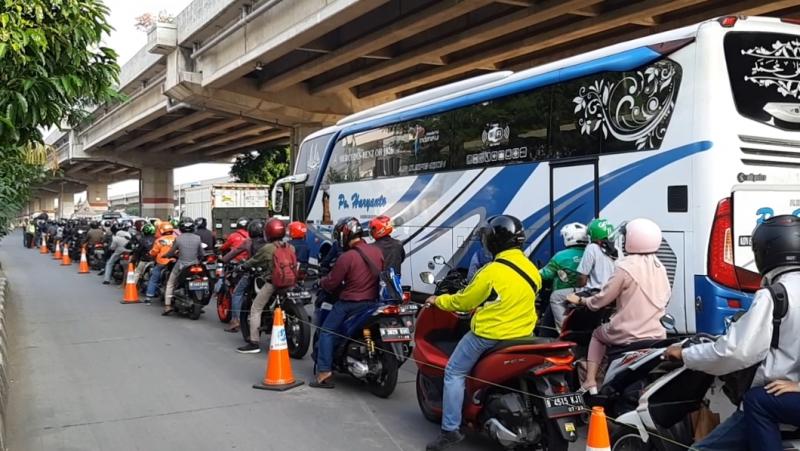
top-left (19, 208), bottom-right (800, 451)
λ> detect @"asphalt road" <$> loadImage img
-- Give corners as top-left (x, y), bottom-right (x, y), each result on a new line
top-left (0, 232), bottom-right (734, 451)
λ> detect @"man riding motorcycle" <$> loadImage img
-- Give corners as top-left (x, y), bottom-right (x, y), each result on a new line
top-left (665, 215), bottom-right (800, 451)
top-left (130, 223), bottom-right (156, 287)
top-left (220, 219), bottom-right (265, 333)
top-left (423, 215), bottom-right (542, 451)
top-left (576, 218), bottom-right (617, 290)
top-left (85, 221), bottom-right (105, 249)
top-left (102, 224), bottom-right (131, 285)
top-left (312, 217), bottom-right (383, 388)
top-left (162, 218), bottom-right (205, 315)
top-left (146, 222), bottom-right (177, 304)
top-left (369, 215), bottom-right (405, 275)
top-left (194, 217), bottom-right (215, 250)
top-left (542, 222), bottom-right (588, 330)
top-left (288, 221), bottom-right (310, 273)
top-left (236, 219), bottom-right (296, 353)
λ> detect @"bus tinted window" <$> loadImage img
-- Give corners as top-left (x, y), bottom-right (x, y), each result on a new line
top-left (551, 79), bottom-right (602, 159)
top-left (725, 32), bottom-right (800, 131)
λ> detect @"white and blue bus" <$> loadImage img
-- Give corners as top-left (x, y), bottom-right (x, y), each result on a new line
top-left (276, 16), bottom-right (800, 334)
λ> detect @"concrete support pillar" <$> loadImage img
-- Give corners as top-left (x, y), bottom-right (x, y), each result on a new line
top-left (87, 182), bottom-right (108, 210)
top-left (140, 167), bottom-right (174, 219)
top-left (41, 196), bottom-right (56, 216)
top-left (290, 123), bottom-right (323, 173)
top-left (59, 189), bottom-right (75, 219)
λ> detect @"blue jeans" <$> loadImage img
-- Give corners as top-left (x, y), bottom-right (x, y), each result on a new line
top-left (104, 252), bottom-right (122, 283)
top-left (316, 301), bottom-right (376, 373)
top-left (744, 386), bottom-right (800, 451)
top-left (442, 331), bottom-right (498, 432)
top-left (146, 264), bottom-right (165, 298)
top-left (231, 275), bottom-right (250, 320)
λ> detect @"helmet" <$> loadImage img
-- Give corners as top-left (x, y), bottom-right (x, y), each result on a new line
top-left (333, 217), bottom-right (364, 250)
top-left (369, 215), bottom-right (394, 240)
top-left (235, 217), bottom-right (249, 230)
top-left (194, 217), bottom-right (207, 229)
top-left (179, 217), bottom-right (195, 233)
top-left (159, 222), bottom-right (174, 235)
top-left (133, 219), bottom-right (146, 231)
top-left (752, 215), bottom-right (800, 275)
top-left (149, 218), bottom-right (158, 225)
top-left (264, 219), bottom-right (286, 241)
top-left (90, 221), bottom-right (99, 229)
top-left (560, 222), bottom-right (589, 247)
top-left (247, 219), bottom-right (265, 239)
top-left (622, 218), bottom-right (662, 254)
top-left (288, 221), bottom-right (308, 240)
top-left (587, 218), bottom-right (615, 241)
top-left (480, 215), bottom-right (526, 256)
top-left (102, 220), bottom-right (112, 229)
top-left (142, 223), bottom-right (156, 236)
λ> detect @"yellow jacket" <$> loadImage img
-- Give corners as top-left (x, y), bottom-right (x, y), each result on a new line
top-left (435, 248), bottom-right (541, 340)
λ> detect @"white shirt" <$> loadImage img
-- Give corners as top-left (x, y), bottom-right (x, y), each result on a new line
top-left (577, 242), bottom-right (616, 290)
top-left (683, 270), bottom-right (800, 387)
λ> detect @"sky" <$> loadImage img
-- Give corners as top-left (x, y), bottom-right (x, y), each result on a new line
top-left (97, 0), bottom-right (233, 198)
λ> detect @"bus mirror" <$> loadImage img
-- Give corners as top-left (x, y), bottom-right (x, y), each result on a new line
top-left (272, 185), bottom-right (285, 213)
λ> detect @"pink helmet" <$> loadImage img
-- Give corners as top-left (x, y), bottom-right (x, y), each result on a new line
top-left (624, 218), bottom-right (662, 254)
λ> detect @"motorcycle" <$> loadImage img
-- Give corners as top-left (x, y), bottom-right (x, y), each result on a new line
top-left (110, 252), bottom-right (130, 285)
top-left (414, 259), bottom-right (583, 450)
top-left (311, 291), bottom-right (417, 398)
top-left (239, 266), bottom-right (312, 359)
top-left (216, 262), bottom-right (243, 323)
top-left (170, 261), bottom-right (213, 320)
top-left (88, 243), bottom-right (106, 270)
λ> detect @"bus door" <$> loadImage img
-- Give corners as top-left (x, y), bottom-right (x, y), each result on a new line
top-left (549, 159), bottom-right (599, 257)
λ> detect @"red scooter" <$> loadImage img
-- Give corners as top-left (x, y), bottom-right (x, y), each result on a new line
top-left (414, 264), bottom-right (584, 450)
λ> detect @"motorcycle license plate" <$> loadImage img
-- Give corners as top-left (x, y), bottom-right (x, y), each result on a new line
top-left (543, 394), bottom-right (585, 418)
top-left (379, 327), bottom-right (412, 342)
top-left (188, 281), bottom-right (209, 291)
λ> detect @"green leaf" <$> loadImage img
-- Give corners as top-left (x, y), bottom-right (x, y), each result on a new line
top-left (0, 43), bottom-right (6, 59)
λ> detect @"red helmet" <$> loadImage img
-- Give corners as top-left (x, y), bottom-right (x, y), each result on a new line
top-left (369, 215), bottom-right (394, 240)
top-left (264, 219), bottom-right (286, 241)
top-left (288, 221), bottom-right (307, 239)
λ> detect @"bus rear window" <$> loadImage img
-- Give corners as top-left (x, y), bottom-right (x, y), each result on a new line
top-left (724, 32), bottom-right (800, 131)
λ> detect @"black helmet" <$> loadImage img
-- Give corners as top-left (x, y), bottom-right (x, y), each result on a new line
top-left (481, 215), bottom-right (526, 256)
top-left (752, 215), bottom-right (800, 275)
top-left (236, 217), bottom-right (249, 230)
top-left (194, 217), bottom-right (208, 229)
top-left (333, 217), bottom-right (364, 250)
top-left (90, 221), bottom-right (99, 229)
top-left (247, 219), bottom-right (265, 239)
top-left (179, 217), bottom-right (195, 233)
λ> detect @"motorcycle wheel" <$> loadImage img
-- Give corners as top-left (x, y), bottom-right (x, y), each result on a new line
top-left (367, 345), bottom-right (399, 398)
top-left (415, 372), bottom-right (441, 424)
top-left (189, 303), bottom-right (203, 320)
top-left (217, 290), bottom-right (232, 323)
top-left (610, 431), bottom-right (657, 451)
top-left (282, 301), bottom-right (310, 359)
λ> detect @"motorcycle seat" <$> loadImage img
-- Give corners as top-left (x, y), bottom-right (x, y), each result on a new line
top-left (487, 337), bottom-right (574, 354)
top-left (607, 338), bottom-right (678, 361)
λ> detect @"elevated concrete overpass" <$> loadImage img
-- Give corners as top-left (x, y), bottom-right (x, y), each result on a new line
top-left (46, 0), bottom-right (800, 219)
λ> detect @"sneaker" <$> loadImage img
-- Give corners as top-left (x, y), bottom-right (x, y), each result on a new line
top-left (426, 430), bottom-right (465, 451)
top-left (98, 270), bottom-right (105, 276)
top-left (236, 342), bottom-right (260, 354)
top-left (102, 281), bottom-right (110, 285)
top-left (144, 297), bottom-right (152, 305)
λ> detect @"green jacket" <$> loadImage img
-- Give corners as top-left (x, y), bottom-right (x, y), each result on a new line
top-left (243, 241), bottom-right (287, 279)
top-left (435, 248), bottom-right (541, 340)
top-left (539, 246), bottom-right (585, 290)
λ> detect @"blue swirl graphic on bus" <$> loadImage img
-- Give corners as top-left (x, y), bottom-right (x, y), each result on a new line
top-left (756, 207), bottom-right (800, 225)
top-left (338, 193), bottom-right (388, 211)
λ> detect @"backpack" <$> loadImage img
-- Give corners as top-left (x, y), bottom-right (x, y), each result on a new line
top-left (353, 246), bottom-right (403, 303)
top-left (271, 242), bottom-right (298, 289)
top-left (719, 282), bottom-right (789, 406)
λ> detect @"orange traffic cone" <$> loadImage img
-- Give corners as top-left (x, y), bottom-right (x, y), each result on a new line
top-left (39, 237), bottom-right (48, 254)
top-left (253, 307), bottom-right (304, 391)
top-left (586, 406), bottom-right (611, 451)
top-left (121, 262), bottom-right (140, 304)
top-left (61, 244), bottom-right (72, 266)
top-left (53, 241), bottom-right (62, 260)
top-left (78, 246), bottom-right (90, 274)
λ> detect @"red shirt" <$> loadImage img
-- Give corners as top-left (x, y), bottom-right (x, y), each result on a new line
top-left (220, 229), bottom-right (249, 262)
top-left (321, 241), bottom-right (384, 301)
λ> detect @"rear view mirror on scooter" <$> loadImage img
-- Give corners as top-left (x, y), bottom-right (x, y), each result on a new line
top-left (432, 255), bottom-right (446, 265)
top-left (660, 314), bottom-right (677, 334)
top-left (420, 272), bottom-right (435, 285)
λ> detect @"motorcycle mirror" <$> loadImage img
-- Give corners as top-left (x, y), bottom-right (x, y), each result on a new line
top-left (660, 314), bottom-right (677, 333)
top-left (420, 272), bottom-right (435, 285)
top-left (432, 256), bottom-right (445, 265)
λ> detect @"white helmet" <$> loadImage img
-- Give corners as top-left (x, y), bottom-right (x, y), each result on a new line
top-left (560, 222), bottom-right (589, 247)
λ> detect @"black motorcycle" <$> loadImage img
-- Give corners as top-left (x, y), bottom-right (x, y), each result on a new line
top-left (239, 267), bottom-right (312, 359)
top-left (170, 261), bottom-right (213, 320)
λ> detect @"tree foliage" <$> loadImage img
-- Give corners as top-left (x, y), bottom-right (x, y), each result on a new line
top-left (230, 146), bottom-right (291, 187)
top-left (0, 0), bottom-right (120, 235)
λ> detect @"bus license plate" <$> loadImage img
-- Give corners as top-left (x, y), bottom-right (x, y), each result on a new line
top-left (543, 394), bottom-right (585, 418)
top-left (188, 281), bottom-right (208, 291)
top-left (379, 327), bottom-right (411, 342)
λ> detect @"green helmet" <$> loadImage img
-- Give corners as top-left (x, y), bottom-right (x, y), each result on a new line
top-left (170, 218), bottom-right (179, 227)
top-left (587, 218), bottom-right (614, 241)
top-left (142, 223), bottom-right (156, 236)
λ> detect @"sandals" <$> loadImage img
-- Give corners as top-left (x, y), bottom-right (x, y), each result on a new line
top-left (309, 378), bottom-right (335, 389)
top-left (577, 384), bottom-right (598, 396)
top-left (161, 307), bottom-right (174, 316)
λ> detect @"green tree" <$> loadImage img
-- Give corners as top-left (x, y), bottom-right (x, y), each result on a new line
top-left (229, 145), bottom-right (290, 187)
top-left (0, 0), bottom-right (120, 235)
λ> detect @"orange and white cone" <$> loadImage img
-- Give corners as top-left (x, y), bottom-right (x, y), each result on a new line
top-left (121, 262), bottom-right (140, 304)
top-left (586, 406), bottom-right (611, 451)
top-left (78, 246), bottom-right (90, 274)
top-left (253, 307), bottom-right (303, 391)
top-left (61, 244), bottom-right (72, 266)
top-left (53, 241), bottom-right (62, 260)
top-left (39, 237), bottom-right (48, 254)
